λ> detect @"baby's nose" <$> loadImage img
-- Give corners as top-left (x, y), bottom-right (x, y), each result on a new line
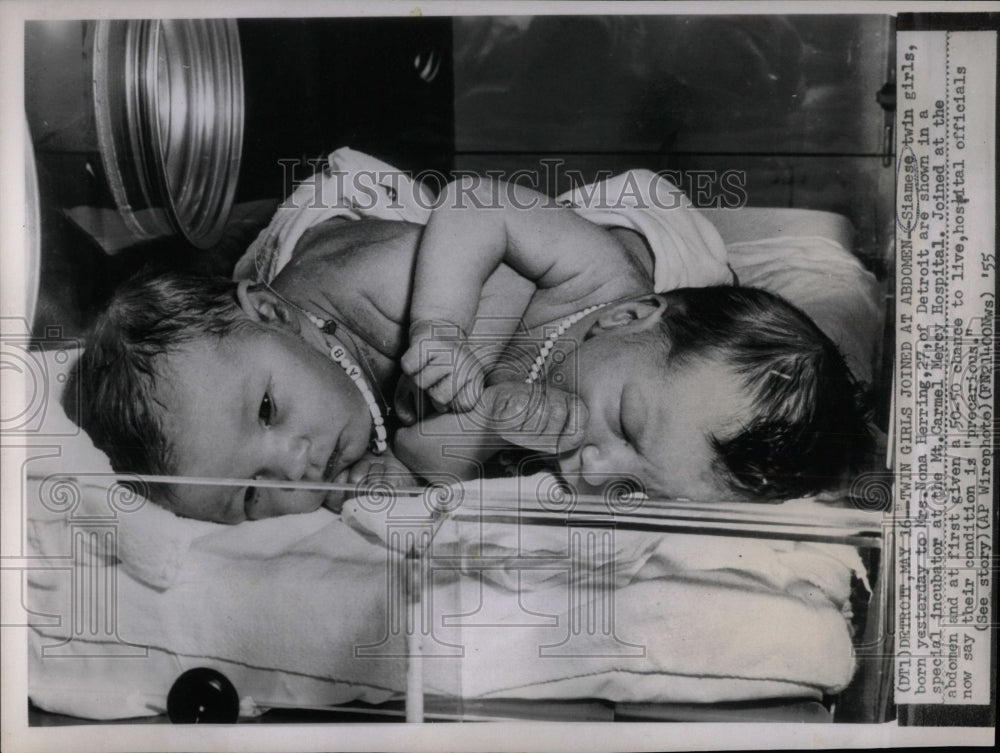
top-left (577, 444), bottom-right (639, 493)
top-left (579, 444), bottom-right (616, 481)
top-left (271, 434), bottom-right (311, 481)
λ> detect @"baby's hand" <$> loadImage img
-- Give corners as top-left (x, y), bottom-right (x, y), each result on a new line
top-left (343, 449), bottom-right (421, 491)
top-left (401, 319), bottom-right (486, 414)
top-left (478, 382), bottom-right (589, 454)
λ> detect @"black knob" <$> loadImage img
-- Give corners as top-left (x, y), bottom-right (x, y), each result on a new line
top-left (166, 668), bottom-right (240, 724)
top-left (875, 82), bottom-right (896, 112)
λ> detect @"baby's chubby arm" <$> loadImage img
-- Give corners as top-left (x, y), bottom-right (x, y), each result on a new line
top-left (402, 175), bottom-right (637, 413)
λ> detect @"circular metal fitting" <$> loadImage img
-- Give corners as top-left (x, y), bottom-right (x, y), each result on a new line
top-left (93, 19), bottom-right (244, 248)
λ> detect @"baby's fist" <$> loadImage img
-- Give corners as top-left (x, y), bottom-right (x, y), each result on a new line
top-left (345, 449), bottom-right (421, 491)
top-left (402, 319), bottom-right (485, 414)
top-left (478, 382), bottom-right (588, 454)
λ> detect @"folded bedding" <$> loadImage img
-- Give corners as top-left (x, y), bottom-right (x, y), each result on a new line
top-left (24, 397), bottom-right (867, 720)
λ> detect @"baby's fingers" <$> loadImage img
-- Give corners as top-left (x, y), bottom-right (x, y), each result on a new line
top-left (404, 348), bottom-right (456, 393)
top-left (540, 390), bottom-right (589, 454)
top-left (530, 388), bottom-right (588, 454)
top-left (402, 343), bottom-right (458, 393)
top-left (348, 457), bottom-right (383, 485)
top-left (400, 345), bottom-right (421, 380)
top-left (479, 384), bottom-right (588, 453)
top-left (348, 453), bottom-right (421, 492)
top-left (426, 363), bottom-right (485, 414)
top-left (481, 382), bottom-right (536, 430)
top-left (393, 375), bottom-right (421, 425)
top-left (402, 320), bottom-right (466, 379)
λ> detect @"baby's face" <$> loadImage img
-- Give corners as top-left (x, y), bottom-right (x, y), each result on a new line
top-left (153, 327), bottom-right (373, 523)
top-left (547, 334), bottom-right (752, 501)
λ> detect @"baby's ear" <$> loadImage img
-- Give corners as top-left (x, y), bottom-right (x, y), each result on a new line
top-left (235, 280), bottom-right (301, 333)
top-left (585, 295), bottom-right (667, 338)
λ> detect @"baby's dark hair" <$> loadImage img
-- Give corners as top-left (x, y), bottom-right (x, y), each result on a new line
top-left (63, 270), bottom-right (251, 478)
top-left (657, 286), bottom-right (872, 500)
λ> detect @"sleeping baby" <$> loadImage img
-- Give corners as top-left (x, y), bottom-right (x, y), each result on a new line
top-left (65, 173), bottom-right (870, 523)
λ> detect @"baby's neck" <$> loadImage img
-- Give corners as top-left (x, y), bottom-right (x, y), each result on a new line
top-left (285, 297), bottom-right (398, 400)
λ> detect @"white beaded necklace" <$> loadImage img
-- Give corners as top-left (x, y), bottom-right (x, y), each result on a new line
top-left (253, 249), bottom-right (388, 453)
top-left (301, 309), bottom-right (388, 455)
top-left (525, 303), bottom-right (608, 384)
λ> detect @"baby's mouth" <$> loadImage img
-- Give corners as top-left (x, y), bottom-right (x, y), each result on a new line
top-left (323, 448), bottom-right (340, 483)
top-left (554, 452), bottom-right (578, 479)
top-left (551, 463), bottom-right (578, 493)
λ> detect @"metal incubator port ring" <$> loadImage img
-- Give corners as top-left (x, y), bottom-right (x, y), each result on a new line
top-left (24, 117), bottom-right (42, 326)
top-left (93, 19), bottom-right (244, 249)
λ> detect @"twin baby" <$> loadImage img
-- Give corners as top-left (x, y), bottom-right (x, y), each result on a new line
top-left (68, 176), bottom-right (870, 523)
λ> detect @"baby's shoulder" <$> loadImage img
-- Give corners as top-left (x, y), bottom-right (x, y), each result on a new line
top-left (273, 218), bottom-right (424, 343)
top-left (279, 219), bottom-right (423, 294)
top-left (293, 218), bottom-right (422, 267)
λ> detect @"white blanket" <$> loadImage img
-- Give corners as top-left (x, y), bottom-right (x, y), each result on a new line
top-left (25, 403), bottom-right (865, 719)
top-left (21, 350), bottom-right (872, 720)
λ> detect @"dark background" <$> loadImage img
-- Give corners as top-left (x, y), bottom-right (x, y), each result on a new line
top-left (26, 15), bottom-right (896, 343)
